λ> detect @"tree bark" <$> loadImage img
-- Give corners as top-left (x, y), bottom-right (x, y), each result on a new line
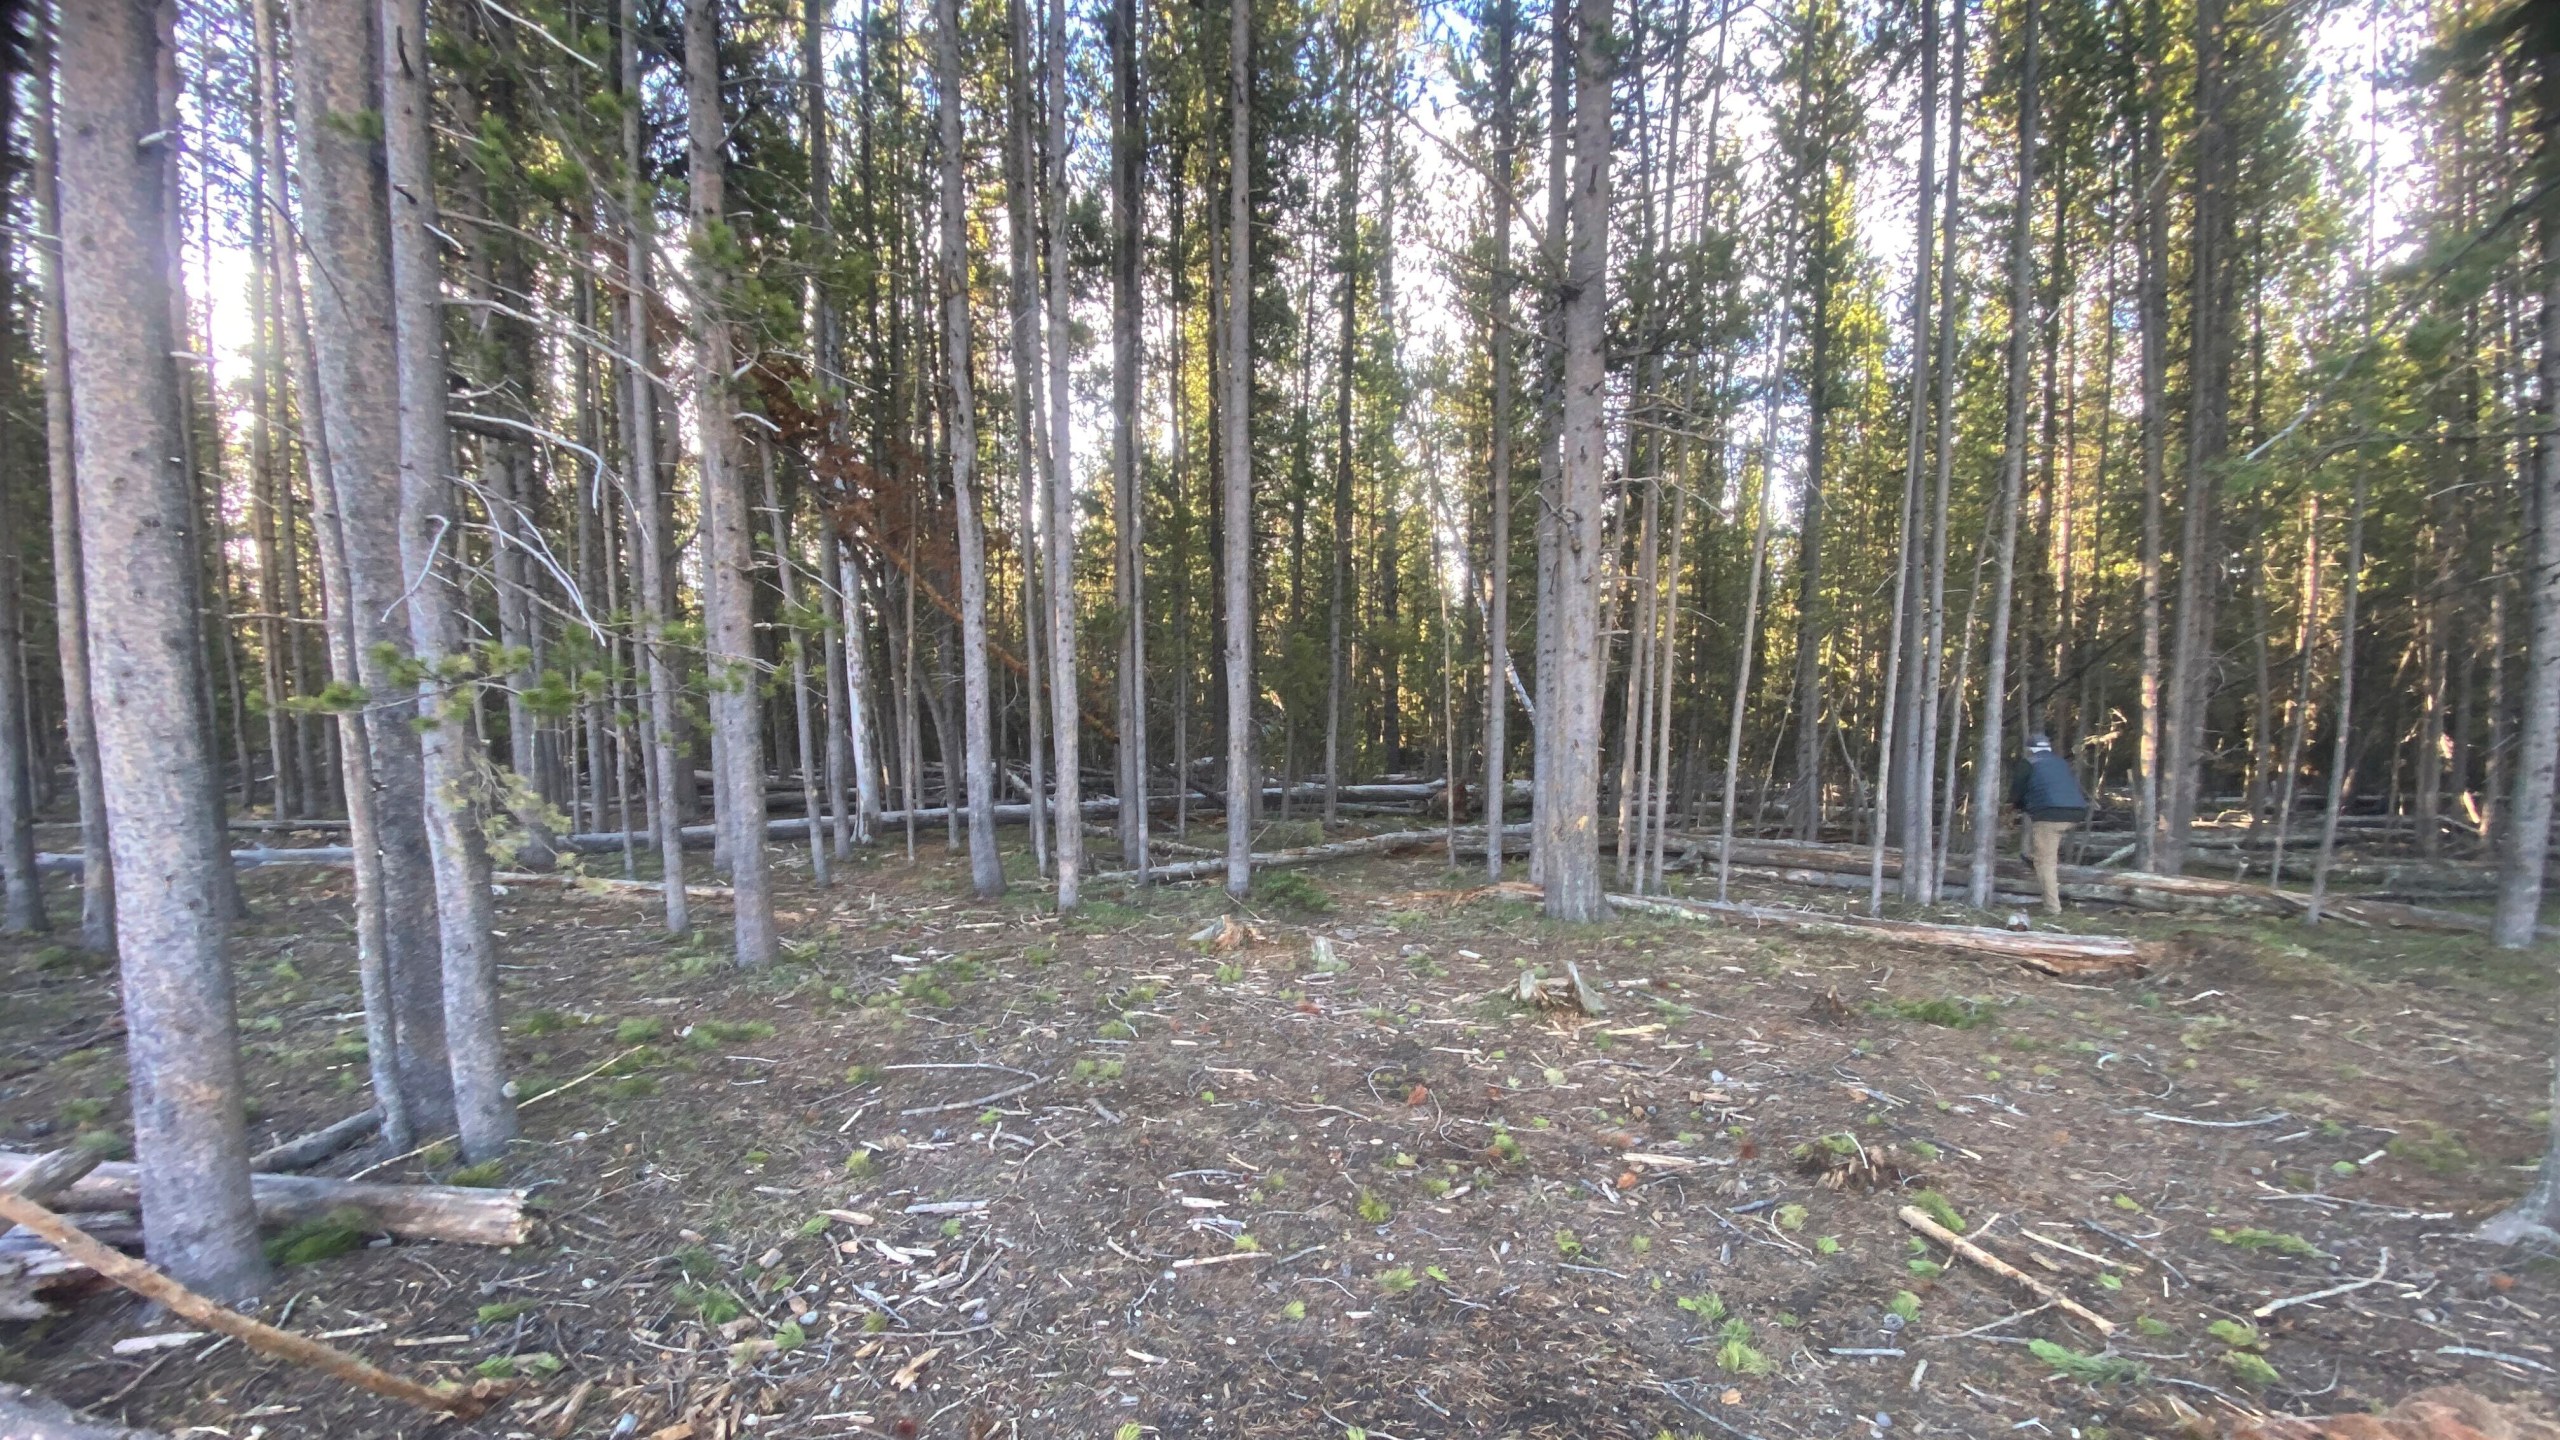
top-left (55, 0), bottom-right (267, 1299)
top-left (1003, 0), bottom-right (1051, 879)
top-left (33, 15), bottom-right (111, 954)
top-left (380, 0), bottom-right (514, 1159)
top-left (1111, 0), bottom-right (1148, 876)
top-left (1221, 0), bottom-right (1255, 901)
top-left (618, 0), bottom-right (691, 931)
top-left (686, 0), bottom-right (787, 949)
top-left (1542, 0), bottom-right (1611, 922)
top-left (1043, 0), bottom-right (1083, 910)
top-left (927, 0), bottom-right (1006, 900)
top-left (294, 0), bottom-right (456, 1143)
top-left (1968, 0), bottom-right (2038, 909)
top-left (1483, 0), bottom-right (1518, 880)
top-left (2494, 219), bottom-right (2560, 948)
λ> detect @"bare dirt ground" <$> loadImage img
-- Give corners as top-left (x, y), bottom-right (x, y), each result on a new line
top-left (3, 829), bottom-right (2557, 1439)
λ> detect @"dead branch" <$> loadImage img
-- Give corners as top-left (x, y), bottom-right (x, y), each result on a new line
top-left (1897, 1205), bottom-right (2115, 1336)
top-left (0, 1189), bottom-right (491, 1420)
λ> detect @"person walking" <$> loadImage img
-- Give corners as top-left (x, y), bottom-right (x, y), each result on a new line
top-left (2010, 734), bottom-right (2088, 914)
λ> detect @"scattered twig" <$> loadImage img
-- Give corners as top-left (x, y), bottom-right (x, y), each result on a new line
top-left (2137, 1110), bottom-right (2288, 1128)
top-left (1928, 1301), bottom-right (2054, 1341)
top-left (2253, 1247), bottom-right (2387, 1318)
top-left (0, 1188), bottom-right (490, 1419)
top-left (2436, 1345), bottom-right (2556, 1374)
top-left (1899, 1207), bottom-right (2114, 1336)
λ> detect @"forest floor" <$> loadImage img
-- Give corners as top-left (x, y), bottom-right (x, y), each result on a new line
top-left (3, 824), bottom-right (2558, 1439)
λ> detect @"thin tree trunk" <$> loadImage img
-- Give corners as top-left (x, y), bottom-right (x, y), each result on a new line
top-left (1483, 0), bottom-right (1518, 879)
top-left (1111, 0), bottom-right (1148, 875)
top-left (1543, 0), bottom-right (1611, 922)
top-left (33, 13), bottom-right (112, 953)
top-left (762, 447), bottom-right (828, 885)
top-left (686, 0), bottom-right (786, 951)
top-left (931, 0), bottom-right (1006, 899)
top-left (55, 0), bottom-right (267, 1299)
top-left (1325, 45), bottom-right (1357, 834)
top-left (2135, 0), bottom-right (2169, 874)
top-left (1221, 0), bottom-right (1255, 901)
top-left (381, 0), bottom-right (514, 1160)
top-left (622, 0), bottom-right (690, 931)
top-left (1003, 0), bottom-right (1050, 879)
top-left (2268, 494), bottom-right (2321, 887)
top-left (1914, 0), bottom-right (1966, 904)
top-left (1968, 0), bottom-right (2038, 910)
top-left (295, 0), bottom-right (454, 1141)
top-left (2307, 473), bottom-right (2367, 925)
top-left (1043, 0), bottom-right (1083, 910)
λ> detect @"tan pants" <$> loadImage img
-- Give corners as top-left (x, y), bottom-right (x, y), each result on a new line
top-left (2023, 819), bottom-right (2074, 914)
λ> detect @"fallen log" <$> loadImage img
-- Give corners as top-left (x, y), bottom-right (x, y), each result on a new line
top-left (0, 1191), bottom-right (490, 1420)
top-left (1094, 824), bottom-right (1528, 885)
top-left (0, 1153), bottom-right (535, 1248)
top-left (1675, 835), bottom-right (2534, 937)
top-left (1600, 891), bottom-right (2157, 977)
top-left (251, 1110), bottom-right (382, 1174)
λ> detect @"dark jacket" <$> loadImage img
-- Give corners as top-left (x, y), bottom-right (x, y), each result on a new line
top-left (2011, 749), bottom-right (2088, 821)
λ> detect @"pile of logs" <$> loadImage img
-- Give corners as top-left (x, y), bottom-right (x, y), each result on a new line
top-left (0, 1146), bottom-right (532, 1319)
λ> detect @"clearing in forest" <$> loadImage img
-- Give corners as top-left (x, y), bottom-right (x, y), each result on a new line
top-left (2, 848), bottom-right (2555, 1438)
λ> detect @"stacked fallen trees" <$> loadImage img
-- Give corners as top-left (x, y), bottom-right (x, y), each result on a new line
top-left (1678, 836), bottom-right (2522, 937)
top-left (0, 1149), bottom-right (532, 1319)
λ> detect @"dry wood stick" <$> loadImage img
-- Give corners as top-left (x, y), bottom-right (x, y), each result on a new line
top-left (0, 1147), bottom-right (102, 1207)
top-left (1897, 1206), bottom-right (2115, 1336)
top-left (0, 1188), bottom-right (489, 1420)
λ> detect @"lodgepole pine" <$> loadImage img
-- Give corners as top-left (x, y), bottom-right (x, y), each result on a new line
top-left (380, 0), bottom-right (514, 1158)
top-left (55, 0), bottom-right (266, 1299)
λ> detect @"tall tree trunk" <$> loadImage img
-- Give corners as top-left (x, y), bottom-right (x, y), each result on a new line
top-left (686, 0), bottom-right (789, 947)
top-left (33, 14), bottom-right (112, 953)
top-left (2134, 0), bottom-right (2168, 873)
top-left (56, 0), bottom-right (266, 1300)
top-left (932, 0), bottom-right (1007, 899)
top-left (1542, 0), bottom-right (1611, 922)
top-left (621, 0), bottom-right (691, 929)
top-left (1914, 0), bottom-right (1967, 904)
top-left (1003, 0), bottom-right (1050, 878)
top-left (1530, 0), bottom-right (1571, 887)
top-left (2493, 219), bottom-right (2560, 949)
top-left (2160, 0), bottom-right (2234, 874)
top-left (1043, 0), bottom-right (1083, 909)
top-left (1221, 0), bottom-right (1255, 901)
top-left (1111, 0), bottom-right (1148, 875)
top-left (1876, 0), bottom-right (1938, 913)
top-left (380, 0), bottom-right (514, 1159)
top-left (1325, 39), bottom-right (1357, 832)
top-left (1483, 0), bottom-right (1517, 879)
top-left (1968, 0), bottom-right (2038, 909)
top-left (295, 0), bottom-right (454, 1141)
